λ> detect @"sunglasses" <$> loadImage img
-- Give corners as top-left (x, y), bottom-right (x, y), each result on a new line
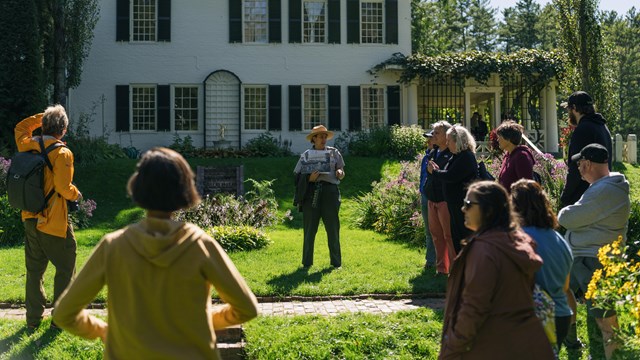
top-left (463, 199), bottom-right (480, 209)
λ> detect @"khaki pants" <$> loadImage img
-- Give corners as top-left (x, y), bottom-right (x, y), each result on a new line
top-left (24, 219), bottom-right (76, 327)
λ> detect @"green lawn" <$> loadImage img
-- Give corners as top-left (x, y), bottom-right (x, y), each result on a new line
top-left (1, 157), bottom-right (639, 359)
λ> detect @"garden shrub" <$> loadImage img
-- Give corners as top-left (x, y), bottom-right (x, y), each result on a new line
top-left (243, 132), bottom-right (292, 157)
top-left (207, 225), bottom-right (271, 252)
top-left (625, 201), bottom-right (640, 263)
top-left (334, 125), bottom-right (424, 159)
top-left (483, 151), bottom-right (567, 213)
top-left (174, 179), bottom-right (287, 230)
top-left (0, 157), bottom-right (23, 246)
top-left (65, 108), bottom-right (127, 164)
top-left (389, 125), bottom-right (426, 160)
top-left (168, 133), bottom-right (197, 158)
top-left (354, 156), bottom-right (425, 246)
top-left (586, 236), bottom-right (640, 340)
top-left (0, 195), bottom-right (24, 247)
top-left (69, 199), bottom-right (97, 229)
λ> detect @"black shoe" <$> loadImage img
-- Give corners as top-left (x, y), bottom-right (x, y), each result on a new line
top-left (564, 338), bottom-right (584, 350)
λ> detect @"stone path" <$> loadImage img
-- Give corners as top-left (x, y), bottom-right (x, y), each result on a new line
top-left (0, 297), bottom-right (445, 320)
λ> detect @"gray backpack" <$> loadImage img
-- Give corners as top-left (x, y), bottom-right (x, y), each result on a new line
top-left (6, 137), bottom-right (66, 213)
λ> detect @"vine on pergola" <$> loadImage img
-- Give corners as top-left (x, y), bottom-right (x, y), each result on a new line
top-left (371, 49), bottom-right (566, 143)
top-left (370, 49), bottom-right (566, 88)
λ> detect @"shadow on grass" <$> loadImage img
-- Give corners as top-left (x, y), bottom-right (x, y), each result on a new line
top-left (0, 327), bottom-right (27, 352)
top-left (12, 326), bottom-right (62, 359)
top-left (408, 266), bottom-right (448, 294)
top-left (267, 267), bottom-right (333, 295)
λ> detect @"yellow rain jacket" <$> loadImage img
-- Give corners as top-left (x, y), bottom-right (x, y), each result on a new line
top-left (15, 113), bottom-right (80, 238)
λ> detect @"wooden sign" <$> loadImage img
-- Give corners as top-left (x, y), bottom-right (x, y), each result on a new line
top-left (196, 165), bottom-right (244, 197)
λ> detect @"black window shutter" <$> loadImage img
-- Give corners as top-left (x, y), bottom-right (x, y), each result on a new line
top-left (268, 85), bottom-right (282, 131)
top-left (115, 85), bottom-right (130, 132)
top-left (158, 0), bottom-right (171, 41)
top-left (346, 0), bottom-right (359, 44)
top-left (229, 0), bottom-right (242, 43)
top-left (269, 0), bottom-right (282, 43)
top-left (327, 0), bottom-right (340, 44)
top-left (328, 86), bottom-right (341, 131)
top-left (385, 0), bottom-right (398, 44)
top-left (157, 85), bottom-right (171, 131)
top-left (348, 86), bottom-right (361, 131)
top-left (116, 0), bottom-right (130, 41)
top-left (387, 85), bottom-right (400, 125)
top-left (289, 85), bottom-right (302, 131)
top-left (289, 0), bottom-right (301, 43)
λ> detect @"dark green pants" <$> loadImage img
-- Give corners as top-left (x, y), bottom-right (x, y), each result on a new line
top-left (24, 219), bottom-right (76, 327)
top-left (302, 182), bottom-right (341, 267)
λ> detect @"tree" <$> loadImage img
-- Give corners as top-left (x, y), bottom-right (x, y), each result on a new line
top-left (0, 0), bottom-right (46, 152)
top-left (601, 8), bottom-right (640, 135)
top-left (536, 4), bottom-right (561, 51)
top-left (555, 0), bottom-right (614, 123)
top-left (36, 0), bottom-right (99, 106)
top-left (498, 0), bottom-right (544, 52)
top-left (467, 0), bottom-right (497, 52)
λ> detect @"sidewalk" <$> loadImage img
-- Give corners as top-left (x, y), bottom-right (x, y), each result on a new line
top-left (0, 297), bottom-right (445, 320)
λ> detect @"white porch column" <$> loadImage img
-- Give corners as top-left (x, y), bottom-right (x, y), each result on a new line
top-left (406, 82), bottom-right (418, 126)
top-left (628, 134), bottom-right (637, 164)
top-left (545, 81), bottom-right (559, 153)
top-left (464, 90), bottom-right (471, 129)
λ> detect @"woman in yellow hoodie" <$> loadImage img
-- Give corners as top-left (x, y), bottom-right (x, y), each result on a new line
top-left (53, 148), bottom-right (259, 359)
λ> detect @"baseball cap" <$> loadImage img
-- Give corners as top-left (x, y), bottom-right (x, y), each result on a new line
top-left (423, 130), bottom-right (434, 138)
top-left (571, 143), bottom-right (608, 164)
top-left (561, 91), bottom-right (594, 108)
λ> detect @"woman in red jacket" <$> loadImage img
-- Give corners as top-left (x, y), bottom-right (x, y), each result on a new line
top-left (496, 121), bottom-right (535, 192)
top-left (439, 181), bottom-right (554, 360)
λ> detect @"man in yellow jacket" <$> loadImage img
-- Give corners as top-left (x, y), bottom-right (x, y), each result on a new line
top-left (14, 105), bottom-right (81, 329)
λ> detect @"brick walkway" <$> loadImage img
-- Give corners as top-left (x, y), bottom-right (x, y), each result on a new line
top-left (0, 297), bottom-right (445, 320)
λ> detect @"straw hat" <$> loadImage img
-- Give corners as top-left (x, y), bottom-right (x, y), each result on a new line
top-left (306, 125), bottom-right (334, 141)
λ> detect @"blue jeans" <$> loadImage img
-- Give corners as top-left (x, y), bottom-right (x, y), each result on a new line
top-left (421, 193), bottom-right (436, 266)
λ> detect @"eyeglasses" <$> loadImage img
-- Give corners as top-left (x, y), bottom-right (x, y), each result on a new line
top-left (463, 199), bottom-right (480, 209)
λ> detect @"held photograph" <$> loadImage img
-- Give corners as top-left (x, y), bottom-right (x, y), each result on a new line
top-left (299, 150), bottom-right (331, 174)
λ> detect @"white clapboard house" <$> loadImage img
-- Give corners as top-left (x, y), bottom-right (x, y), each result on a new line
top-left (68, 0), bottom-right (413, 153)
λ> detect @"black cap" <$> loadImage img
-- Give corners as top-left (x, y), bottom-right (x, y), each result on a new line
top-left (423, 130), bottom-right (434, 138)
top-left (561, 91), bottom-right (594, 108)
top-left (571, 143), bottom-right (608, 164)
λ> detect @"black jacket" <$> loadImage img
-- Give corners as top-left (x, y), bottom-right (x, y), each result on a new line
top-left (432, 149), bottom-right (478, 207)
top-left (425, 148), bottom-right (453, 202)
top-left (560, 113), bottom-right (612, 208)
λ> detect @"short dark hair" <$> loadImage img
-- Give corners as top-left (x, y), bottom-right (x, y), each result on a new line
top-left (466, 181), bottom-right (519, 233)
top-left (42, 105), bottom-right (68, 136)
top-left (127, 147), bottom-right (201, 212)
top-left (510, 179), bottom-right (559, 229)
top-left (573, 103), bottom-right (596, 115)
top-left (496, 120), bottom-right (524, 146)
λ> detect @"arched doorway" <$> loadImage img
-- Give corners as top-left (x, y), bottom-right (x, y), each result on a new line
top-left (204, 70), bottom-right (241, 149)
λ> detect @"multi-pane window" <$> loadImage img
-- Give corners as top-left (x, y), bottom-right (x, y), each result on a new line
top-left (303, 86), bottom-right (327, 130)
top-left (132, 0), bottom-right (156, 42)
top-left (244, 86), bottom-right (268, 130)
top-left (361, 87), bottom-right (385, 129)
top-left (303, 1), bottom-right (326, 43)
top-left (244, 0), bottom-right (268, 43)
top-left (361, 1), bottom-right (384, 44)
top-left (132, 86), bottom-right (156, 131)
top-left (174, 86), bottom-right (199, 131)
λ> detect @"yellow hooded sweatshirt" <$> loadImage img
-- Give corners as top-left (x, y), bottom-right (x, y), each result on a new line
top-left (53, 217), bottom-right (259, 359)
top-left (14, 113), bottom-right (80, 238)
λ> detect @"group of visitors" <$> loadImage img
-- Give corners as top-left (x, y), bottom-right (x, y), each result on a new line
top-left (15, 90), bottom-right (628, 359)
top-left (427, 91), bottom-right (629, 359)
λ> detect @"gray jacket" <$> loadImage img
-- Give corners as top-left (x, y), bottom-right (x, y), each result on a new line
top-left (558, 172), bottom-right (630, 258)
